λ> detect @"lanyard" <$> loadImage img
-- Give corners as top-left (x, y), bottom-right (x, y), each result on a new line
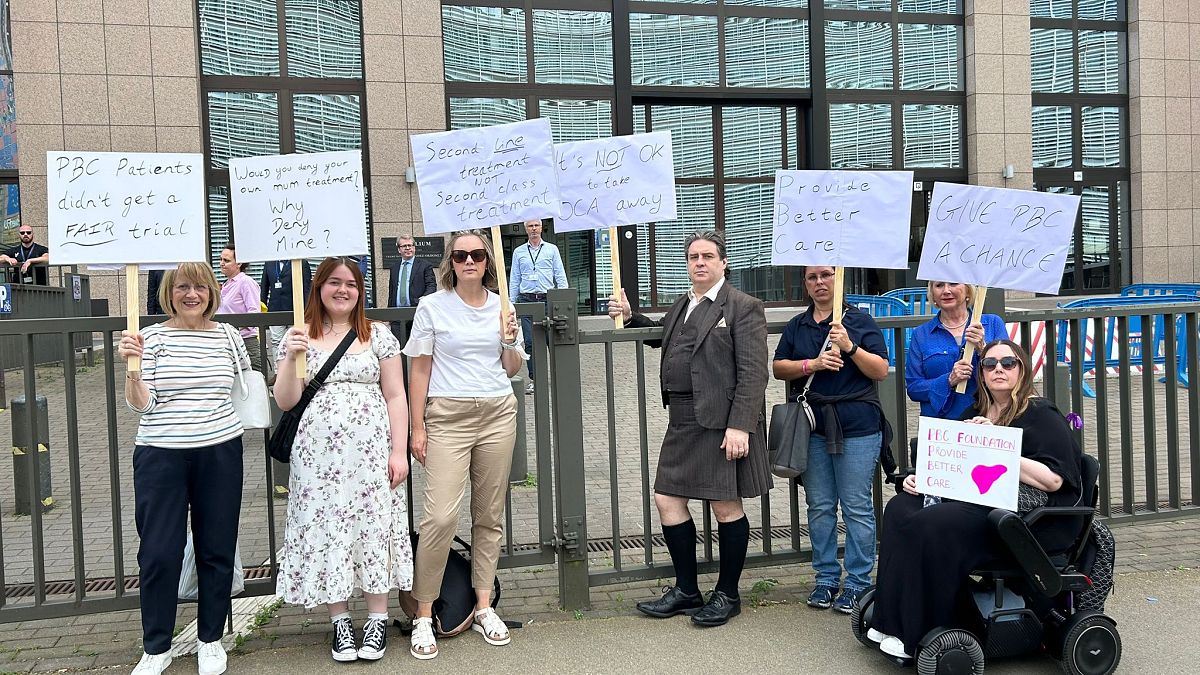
top-left (527, 244), bottom-right (543, 267)
top-left (17, 245), bottom-right (33, 261)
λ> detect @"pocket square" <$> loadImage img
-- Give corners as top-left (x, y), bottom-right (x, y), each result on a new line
top-left (716, 318), bottom-right (727, 328)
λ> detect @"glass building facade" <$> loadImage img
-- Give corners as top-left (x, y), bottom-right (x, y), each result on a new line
top-left (0, 0), bottom-right (19, 249)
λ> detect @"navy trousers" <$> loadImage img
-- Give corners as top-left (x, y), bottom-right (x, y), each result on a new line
top-left (134, 437), bottom-right (243, 654)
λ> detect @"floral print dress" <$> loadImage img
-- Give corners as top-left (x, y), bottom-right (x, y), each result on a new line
top-left (276, 322), bottom-right (413, 607)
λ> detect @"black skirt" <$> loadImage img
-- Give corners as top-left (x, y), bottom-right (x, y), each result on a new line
top-left (654, 396), bottom-right (773, 501)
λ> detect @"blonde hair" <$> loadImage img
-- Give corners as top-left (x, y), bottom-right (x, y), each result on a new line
top-left (927, 281), bottom-right (974, 311)
top-left (159, 263), bottom-right (222, 320)
top-left (437, 230), bottom-right (498, 291)
top-left (974, 339), bottom-right (1036, 426)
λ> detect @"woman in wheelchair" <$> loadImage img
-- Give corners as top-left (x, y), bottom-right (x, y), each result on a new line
top-left (867, 339), bottom-right (1082, 660)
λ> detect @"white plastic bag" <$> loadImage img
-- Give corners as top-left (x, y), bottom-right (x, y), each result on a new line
top-left (178, 532), bottom-right (245, 600)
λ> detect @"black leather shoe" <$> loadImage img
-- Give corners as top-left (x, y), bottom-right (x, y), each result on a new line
top-left (690, 590), bottom-right (741, 627)
top-left (636, 586), bottom-right (704, 618)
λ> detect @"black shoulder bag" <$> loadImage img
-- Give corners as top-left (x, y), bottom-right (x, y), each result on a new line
top-left (267, 329), bottom-right (359, 463)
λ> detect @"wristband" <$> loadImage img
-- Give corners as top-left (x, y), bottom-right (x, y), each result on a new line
top-left (845, 343), bottom-right (859, 357)
top-left (802, 359), bottom-right (810, 375)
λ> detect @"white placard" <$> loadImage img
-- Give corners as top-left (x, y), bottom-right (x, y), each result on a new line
top-left (916, 182), bottom-right (1080, 295)
top-left (553, 131), bottom-right (678, 232)
top-left (915, 416), bottom-right (1023, 511)
top-left (771, 170), bottom-right (913, 268)
top-left (228, 150), bottom-right (367, 263)
top-left (411, 119), bottom-right (559, 234)
top-left (46, 152), bottom-right (206, 265)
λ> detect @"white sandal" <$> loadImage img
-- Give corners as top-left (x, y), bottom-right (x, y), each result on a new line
top-left (410, 617), bottom-right (438, 660)
top-left (471, 607), bottom-right (511, 646)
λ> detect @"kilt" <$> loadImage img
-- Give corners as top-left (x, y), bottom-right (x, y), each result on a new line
top-left (654, 395), bottom-right (773, 501)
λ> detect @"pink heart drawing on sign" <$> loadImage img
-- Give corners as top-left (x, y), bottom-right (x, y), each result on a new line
top-left (971, 464), bottom-right (1008, 494)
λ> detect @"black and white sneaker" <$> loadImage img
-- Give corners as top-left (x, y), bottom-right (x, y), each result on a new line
top-left (331, 617), bottom-right (358, 662)
top-left (358, 618), bottom-right (388, 660)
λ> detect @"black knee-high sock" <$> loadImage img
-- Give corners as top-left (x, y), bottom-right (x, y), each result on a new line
top-left (715, 516), bottom-right (750, 599)
top-left (662, 520), bottom-right (699, 595)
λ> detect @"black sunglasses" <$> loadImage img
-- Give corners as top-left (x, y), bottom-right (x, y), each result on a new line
top-left (981, 356), bottom-right (1020, 371)
top-left (450, 248), bottom-right (487, 264)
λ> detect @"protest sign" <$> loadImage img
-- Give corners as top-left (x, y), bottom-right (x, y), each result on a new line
top-left (916, 182), bottom-right (1080, 295)
top-left (46, 152), bottom-right (206, 265)
top-left (228, 149), bottom-right (367, 262)
top-left (411, 119), bottom-right (559, 234)
top-left (915, 416), bottom-right (1023, 511)
top-left (771, 170), bottom-right (912, 269)
top-left (553, 131), bottom-right (677, 232)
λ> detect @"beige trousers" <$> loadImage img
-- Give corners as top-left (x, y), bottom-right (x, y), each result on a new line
top-left (413, 395), bottom-right (518, 602)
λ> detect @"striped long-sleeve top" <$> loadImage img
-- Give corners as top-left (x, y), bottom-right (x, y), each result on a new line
top-left (129, 323), bottom-right (249, 448)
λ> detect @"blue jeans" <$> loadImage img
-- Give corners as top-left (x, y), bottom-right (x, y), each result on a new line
top-left (804, 432), bottom-right (880, 591)
top-left (517, 293), bottom-right (547, 379)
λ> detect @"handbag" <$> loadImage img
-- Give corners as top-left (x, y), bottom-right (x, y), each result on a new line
top-left (223, 324), bottom-right (271, 430)
top-left (267, 328), bottom-right (359, 463)
top-left (767, 371), bottom-right (817, 479)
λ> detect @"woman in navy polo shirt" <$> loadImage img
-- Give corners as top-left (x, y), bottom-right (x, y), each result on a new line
top-left (772, 266), bottom-right (890, 614)
top-left (905, 281), bottom-right (1006, 421)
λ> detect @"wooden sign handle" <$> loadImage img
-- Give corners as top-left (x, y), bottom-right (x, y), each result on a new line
top-left (831, 266), bottom-right (846, 325)
top-left (291, 259), bottom-right (307, 379)
top-left (126, 264), bottom-right (141, 372)
top-left (490, 226), bottom-right (514, 337)
top-left (954, 285), bottom-right (989, 394)
top-left (609, 226), bottom-right (623, 329)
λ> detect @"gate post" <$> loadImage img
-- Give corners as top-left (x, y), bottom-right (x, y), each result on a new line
top-left (546, 289), bottom-right (590, 610)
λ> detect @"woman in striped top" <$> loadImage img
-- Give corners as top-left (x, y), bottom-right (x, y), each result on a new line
top-left (118, 262), bottom-right (250, 675)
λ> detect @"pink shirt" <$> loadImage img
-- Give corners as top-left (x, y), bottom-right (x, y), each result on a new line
top-left (219, 272), bottom-right (261, 338)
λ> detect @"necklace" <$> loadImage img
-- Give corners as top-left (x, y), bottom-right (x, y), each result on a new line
top-left (323, 321), bottom-right (351, 336)
top-left (940, 315), bottom-right (968, 331)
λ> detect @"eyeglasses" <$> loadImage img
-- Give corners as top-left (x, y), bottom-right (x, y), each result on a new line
top-left (18, 231), bottom-right (33, 236)
top-left (981, 356), bottom-right (1020, 371)
top-left (805, 272), bottom-right (835, 283)
top-left (172, 283), bottom-right (210, 294)
top-left (450, 249), bottom-right (487, 264)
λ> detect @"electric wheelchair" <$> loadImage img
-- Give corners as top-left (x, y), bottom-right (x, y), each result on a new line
top-left (850, 452), bottom-right (1120, 675)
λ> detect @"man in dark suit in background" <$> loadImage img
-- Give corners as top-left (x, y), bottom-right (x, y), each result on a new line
top-left (387, 235), bottom-right (437, 340)
top-left (608, 230), bottom-right (770, 628)
top-left (146, 269), bottom-right (164, 315)
top-left (261, 258), bottom-right (313, 360)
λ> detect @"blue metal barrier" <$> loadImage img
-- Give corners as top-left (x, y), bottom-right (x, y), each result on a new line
top-left (883, 286), bottom-right (933, 315)
top-left (846, 294), bottom-right (912, 364)
top-left (1121, 283), bottom-right (1200, 297)
top-left (1056, 295), bottom-right (1200, 396)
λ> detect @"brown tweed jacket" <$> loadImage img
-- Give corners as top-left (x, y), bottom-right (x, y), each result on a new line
top-left (628, 282), bottom-right (768, 433)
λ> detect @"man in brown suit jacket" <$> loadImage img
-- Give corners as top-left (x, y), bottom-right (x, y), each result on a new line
top-left (608, 230), bottom-right (770, 627)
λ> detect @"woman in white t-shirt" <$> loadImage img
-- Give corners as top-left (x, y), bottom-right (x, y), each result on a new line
top-left (403, 230), bottom-right (524, 660)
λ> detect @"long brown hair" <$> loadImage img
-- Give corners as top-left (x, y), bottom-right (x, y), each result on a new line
top-left (437, 230), bottom-right (498, 291)
top-left (304, 258), bottom-right (371, 340)
top-left (974, 339), bottom-right (1037, 426)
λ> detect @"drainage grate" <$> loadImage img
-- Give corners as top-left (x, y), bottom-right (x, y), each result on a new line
top-left (584, 524), bottom-right (836, 554)
top-left (4, 565), bottom-right (274, 600)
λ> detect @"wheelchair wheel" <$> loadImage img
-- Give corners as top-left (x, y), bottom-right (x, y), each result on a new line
top-left (849, 587), bottom-right (876, 647)
top-left (916, 629), bottom-right (985, 675)
top-left (1059, 615), bottom-right (1120, 675)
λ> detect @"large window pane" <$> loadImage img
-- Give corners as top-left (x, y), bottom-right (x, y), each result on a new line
top-left (826, 21), bottom-right (892, 90)
top-left (294, 94), bottom-right (361, 153)
top-left (0, 184), bottom-right (20, 248)
top-left (1078, 30), bottom-right (1122, 94)
top-left (199, 0), bottom-right (280, 76)
top-left (631, 14), bottom-right (718, 87)
top-left (1031, 105), bottom-right (1072, 168)
top-left (1029, 0), bottom-right (1071, 18)
top-left (725, 17), bottom-right (810, 88)
top-left (1081, 186), bottom-right (1111, 289)
top-left (824, 0), bottom-right (889, 9)
top-left (900, 24), bottom-right (960, 91)
top-left (830, 103), bottom-right (892, 168)
top-left (725, 183), bottom-right (785, 302)
top-left (903, 104), bottom-right (960, 168)
top-left (538, 99), bottom-right (613, 143)
top-left (1078, 0), bottom-right (1122, 21)
top-left (443, 6), bottom-right (526, 83)
top-left (654, 185), bottom-right (715, 305)
top-left (448, 97), bottom-right (526, 130)
top-left (207, 92), bottom-right (280, 169)
top-left (285, 0), bottom-right (363, 78)
top-left (726, 0), bottom-right (807, 6)
top-left (723, 107), bottom-right (783, 178)
top-left (1081, 106), bottom-right (1122, 168)
top-left (0, 75), bottom-right (16, 170)
top-left (533, 11), bottom-right (613, 85)
top-left (899, 0), bottom-right (961, 12)
top-left (1031, 28), bottom-right (1073, 93)
top-left (637, 223), bottom-right (651, 306)
top-left (648, 106), bottom-right (714, 178)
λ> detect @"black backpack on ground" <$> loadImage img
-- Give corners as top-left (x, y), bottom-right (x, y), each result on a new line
top-left (397, 534), bottom-right (512, 637)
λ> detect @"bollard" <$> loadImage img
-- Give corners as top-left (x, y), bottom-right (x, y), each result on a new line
top-left (11, 395), bottom-right (53, 514)
top-left (509, 376), bottom-right (528, 485)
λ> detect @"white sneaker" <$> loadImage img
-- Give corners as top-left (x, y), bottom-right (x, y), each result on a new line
top-left (880, 636), bottom-right (913, 659)
top-left (866, 628), bottom-right (888, 643)
top-left (131, 651), bottom-right (172, 675)
top-left (196, 640), bottom-right (227, 675)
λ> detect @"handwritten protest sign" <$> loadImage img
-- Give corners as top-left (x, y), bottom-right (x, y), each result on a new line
top-left (916, 182), bottom-right (1080, 295)
top-left (410, 119), bottom-right (559, 234)
top-left (916, 416), bottom-right (1023, 511)
top-left (46, 152), bottom-right (206, 265)
top-left (553, 131), bottom-right (677, 232)
top-left (228, 149), bottom-right (367, 262)
top-left (771, 170), bottom-right (913, 269)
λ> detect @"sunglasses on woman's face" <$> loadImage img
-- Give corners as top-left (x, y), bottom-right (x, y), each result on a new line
top-left (981, 356), bottom-right (1020, 371)
top-left (450, 249), bottom-right (487, 264)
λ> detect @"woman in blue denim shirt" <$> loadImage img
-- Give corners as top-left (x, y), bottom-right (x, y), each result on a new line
top-left (905, 281), bottom-right (1007, 421)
